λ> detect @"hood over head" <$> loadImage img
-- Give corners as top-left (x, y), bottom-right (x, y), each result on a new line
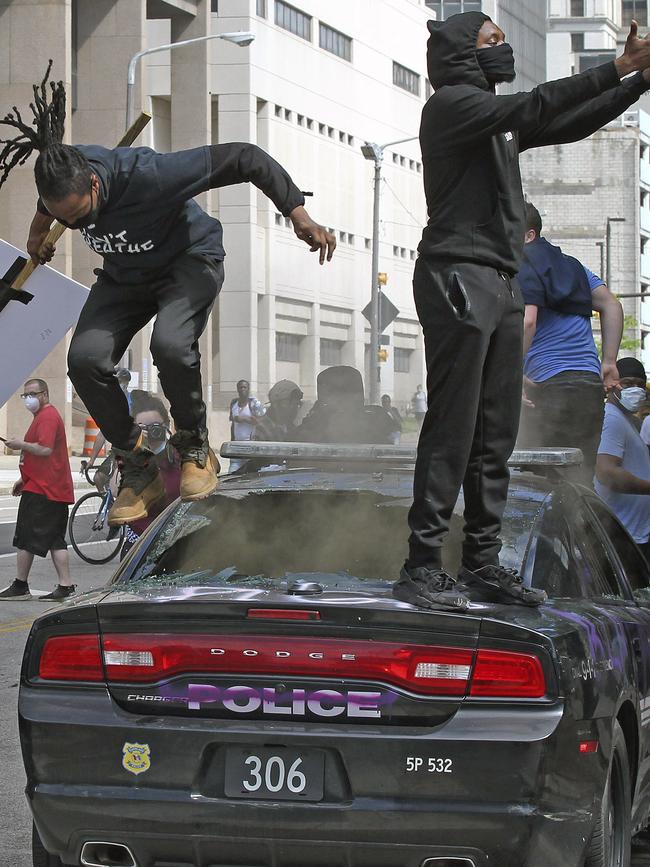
top-left (426, 11), bottom-right (491, 91)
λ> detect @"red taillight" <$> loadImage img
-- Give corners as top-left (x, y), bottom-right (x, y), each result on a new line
top-left (37, 632), bottom-right (548, 700)
top-left (247, 609), bottom-right (321, 621)
top-left (39, 634), bottom-right (104, 682)
top-left (470, 649), bottom-right (546, 698)
top-left (101, 634), bottom-right (474, 696)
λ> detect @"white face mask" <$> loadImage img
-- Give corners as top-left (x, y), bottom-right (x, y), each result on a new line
top-left (618, 386), bottom-right (646, 413)
top-left (150, 439), bottom-right (167, 455)
top-left (23, 395), bottom-right (41, 414)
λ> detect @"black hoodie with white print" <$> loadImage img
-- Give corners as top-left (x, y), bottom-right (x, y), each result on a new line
top-left (420, 11), bottom-right (649, 275)
top-left (38, 143), bottom-right (305, 284)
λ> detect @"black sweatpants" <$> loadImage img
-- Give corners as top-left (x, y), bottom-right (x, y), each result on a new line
top-left (408, 258), bottom-right (524, 571)
top-left (68, 253), bottom-right (224, 450)
top-left (518, 371), bottom-right (604, 486)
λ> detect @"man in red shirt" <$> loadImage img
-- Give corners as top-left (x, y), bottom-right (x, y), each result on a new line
top-left (0, 378), bottom-right (76, 601)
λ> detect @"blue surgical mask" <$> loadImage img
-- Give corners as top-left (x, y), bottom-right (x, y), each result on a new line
top-left (618, 386), bottom-right (646, 413)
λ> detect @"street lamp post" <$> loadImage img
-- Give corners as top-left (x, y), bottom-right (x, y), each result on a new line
top-left (361, 135), bottom-right (418, 405)
top-left (605, 216), bottom-right (626, 290)
top-left (126, 31), bottom-right (255, 131)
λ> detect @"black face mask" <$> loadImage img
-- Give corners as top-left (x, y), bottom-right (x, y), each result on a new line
top-left (477, 43), bottom-right (516, 84)
top-left (60, 179), bottom-right (101, 230)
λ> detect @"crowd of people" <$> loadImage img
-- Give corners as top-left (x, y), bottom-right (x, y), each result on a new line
top-left (228, 367), bottom-right (416, 455)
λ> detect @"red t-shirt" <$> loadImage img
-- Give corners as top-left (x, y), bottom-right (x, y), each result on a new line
top-left (20, 404), bottom-right (74, 503)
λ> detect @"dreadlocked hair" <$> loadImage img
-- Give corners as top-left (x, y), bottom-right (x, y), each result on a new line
top-left (0, 59), bottom-right (91, 200)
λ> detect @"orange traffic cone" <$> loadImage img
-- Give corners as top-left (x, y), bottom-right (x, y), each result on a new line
top-left (83, 417), bottom-right (105, 457)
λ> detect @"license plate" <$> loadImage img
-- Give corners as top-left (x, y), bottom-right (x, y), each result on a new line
top-left (224, 746), bottom-right (324, 801)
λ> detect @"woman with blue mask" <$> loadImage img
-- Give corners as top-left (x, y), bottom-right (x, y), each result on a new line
top-left (595, 357), bottom-right (650, 559)
top-left (120, 394), bottom-right (181, 559)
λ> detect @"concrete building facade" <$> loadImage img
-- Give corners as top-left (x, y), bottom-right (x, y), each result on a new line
top-left (0, 0), bottom-right (434, 447)
top-left (547, 1), bottom-right (650, 110)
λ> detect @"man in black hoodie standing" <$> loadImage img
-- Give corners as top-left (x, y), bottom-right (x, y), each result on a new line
top-left (393, 13), bottom-right (650, 611)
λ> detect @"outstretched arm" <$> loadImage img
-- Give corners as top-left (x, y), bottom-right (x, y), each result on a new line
top-left (208, 143), bottom-right (335, 263)
top-left (519, 70), bottom-right (649, 150)
top-left (426, 21), bottom-right (650, 152)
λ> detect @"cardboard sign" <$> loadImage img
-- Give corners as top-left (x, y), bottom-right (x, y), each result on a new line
top-left (0, 239), bottom-right (89, 409)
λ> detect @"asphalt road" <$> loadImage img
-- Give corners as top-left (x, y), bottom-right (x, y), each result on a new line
top-left (0, 552), bottom-right (116, 867)
top-left (3, 550), bottom-right (650, 867)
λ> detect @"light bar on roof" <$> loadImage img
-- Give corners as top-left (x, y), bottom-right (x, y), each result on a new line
top-left (220, 441), bottom-right (583, 467)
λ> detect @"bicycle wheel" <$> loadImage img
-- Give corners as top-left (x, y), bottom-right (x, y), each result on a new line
top-left (68, 492), bottom-right (124, 565)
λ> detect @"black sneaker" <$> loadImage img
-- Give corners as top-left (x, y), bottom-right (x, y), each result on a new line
top-left (0, 579), bottom-right (31, 600)
top-left (392, 565), bottom-right (469, 611)
top-left (458, 565), bottom-right (547, 607)
top-left (41, 584), bottom-right (77, 602)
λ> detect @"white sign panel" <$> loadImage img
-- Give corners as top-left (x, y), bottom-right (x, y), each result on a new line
top-left (0, 239), bottom-right (90, 409)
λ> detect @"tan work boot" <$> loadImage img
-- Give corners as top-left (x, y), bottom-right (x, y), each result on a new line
top-left (108, 435), bottom-right (166, 525)
top-left (170, 428), bottom-right (220, 501)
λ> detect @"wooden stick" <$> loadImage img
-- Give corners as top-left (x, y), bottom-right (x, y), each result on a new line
top-left (11, 111), bottom-right (152, 291)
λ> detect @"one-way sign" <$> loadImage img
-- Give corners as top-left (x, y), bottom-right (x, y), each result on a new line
top-left (362, 292), bottom-right (400, 334)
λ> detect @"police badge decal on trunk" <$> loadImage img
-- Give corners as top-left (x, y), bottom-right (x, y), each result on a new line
top-left (122, 742), bottom-right (151, 775)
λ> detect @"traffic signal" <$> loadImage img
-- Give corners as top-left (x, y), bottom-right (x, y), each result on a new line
top-left (378, 348), bottom-right (389, 362)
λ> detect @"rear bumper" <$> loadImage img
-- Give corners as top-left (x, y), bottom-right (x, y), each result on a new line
top-left (31, 790), bottom-right (594, 867)
top-left (21, 688), bottom-right (605, 867)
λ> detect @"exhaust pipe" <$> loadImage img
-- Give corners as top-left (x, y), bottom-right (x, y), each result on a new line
top-left (421, 859), bottom-right (477, 867)
top-left (80, 841), bottom-right (136, 867)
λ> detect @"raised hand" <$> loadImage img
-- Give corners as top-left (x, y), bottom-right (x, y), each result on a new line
top-left (616, 20), bottom-right (650, 77)
top-left (289, 206), bottom-right (336, 265)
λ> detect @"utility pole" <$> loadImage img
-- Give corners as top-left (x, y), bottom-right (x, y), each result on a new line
top-left (361, 135), bottom-right (418, 404)
top-left (369, 155), bottom-right (382, 405)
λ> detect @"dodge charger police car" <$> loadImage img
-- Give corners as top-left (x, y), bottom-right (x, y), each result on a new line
top-left (20, 443), bottom-right (650, 867)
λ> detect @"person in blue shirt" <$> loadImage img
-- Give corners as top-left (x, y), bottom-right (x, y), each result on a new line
top-left (518, 202), bottom-right (623, 483)
top-left (595, 356), bottom-right (650, 558)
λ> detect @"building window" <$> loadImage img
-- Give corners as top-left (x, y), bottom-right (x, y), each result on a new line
top-left (425, 1), bottom-right (482, 18)
top-left (319, 22), bottom-right (352, 61)
top-left (276, 333), bottom-right (302, 362)
top-left (275, 0), bottom-right (312, 41)
top-left (578, 51), bottom-right (616, 72)
top-left (570, 0), bottom-right (584, 14)
top-left (256, 0), bottom-right (266, 16)
top-left (320, 338), bottom-right (343, 366)
top-left (393, 61), bottom-right (420, 96)
top-left (394, 348), bottom-right (412, 373)
top-left (571, 33), bottom-right (584, 52)
top-left (623, 1), bottom-right (648, 26)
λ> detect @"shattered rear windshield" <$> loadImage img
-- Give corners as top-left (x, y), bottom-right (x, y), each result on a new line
top-left (120, 487), bottom-right (541, 592)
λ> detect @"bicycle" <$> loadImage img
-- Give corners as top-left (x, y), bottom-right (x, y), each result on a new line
top-left (68, 459), bottom-right (125, 564)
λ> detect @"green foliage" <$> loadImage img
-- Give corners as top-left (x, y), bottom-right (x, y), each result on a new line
top-left (593, 313), bottom-right (640, 354)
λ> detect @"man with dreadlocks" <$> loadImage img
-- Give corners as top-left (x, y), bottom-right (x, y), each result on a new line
top-left (0, 64), bottom-right (335, 524)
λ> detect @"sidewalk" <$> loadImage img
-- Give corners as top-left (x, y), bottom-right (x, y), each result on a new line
top-left (0, 455), bottom-right (92, 495)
